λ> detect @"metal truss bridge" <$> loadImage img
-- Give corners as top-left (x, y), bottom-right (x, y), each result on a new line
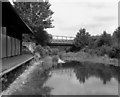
top-left (48, 35), bottom-right (75, 46)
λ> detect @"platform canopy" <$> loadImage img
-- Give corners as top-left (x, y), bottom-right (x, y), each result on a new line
top-left (2, 2), bottom-right (33, 39)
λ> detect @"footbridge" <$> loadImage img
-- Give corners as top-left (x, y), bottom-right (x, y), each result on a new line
top-left (48, 35), bottom-right (75, 46)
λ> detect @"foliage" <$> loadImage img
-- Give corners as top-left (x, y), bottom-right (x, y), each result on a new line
top-left (51, 48), bottom-right (59, 55)
top-left (74, 28), bottom-right (90, 49)
top-left (34, 45), bottom-right (60, 58)
top-left (108, 46), bottom-right (120, 58)
top-left (43, 46), bottom-right (52, 55)
top-left (32, 28), bottom-right (52, 46)
top-left (112, 27), bottom-right (120, 47)
top-left (94, 31), bottom-right (112, 47)
top-left (34, 45), bottom-right (46, 57)
top-left (14, 1), bottom-right (54, 45)
top-left (95, 45), bottom-right (111, 56)
top-left (22, 34), bottom-right (34, 42)
top-left (14, 1), bottom-right (54, 29)
top-left (72, 27), bottom-right (120, 58)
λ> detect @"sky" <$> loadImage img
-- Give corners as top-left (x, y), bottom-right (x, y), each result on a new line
top-left (9, 0), bottom-right (119, 37)
top-left (46, 0), bottom-right (119, 37)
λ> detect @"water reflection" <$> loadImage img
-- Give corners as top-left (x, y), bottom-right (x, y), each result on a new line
top-left (44, 61), bottom-right (119, 95)
top-left (73, 62), bottom-right (120, 84)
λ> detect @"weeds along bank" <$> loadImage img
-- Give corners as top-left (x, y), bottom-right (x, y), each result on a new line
top-left (26, 44), bottom-right (119, 67)
top-left (33, 45), bottom-right (61, 68)
top-left (1, 45), bottom-right (60, 94)
top-left (23, 44), bottom-right (64, 70)
top-left (60, 51), bottom-right (119, 66)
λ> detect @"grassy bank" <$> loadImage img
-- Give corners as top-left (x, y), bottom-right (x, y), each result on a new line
top-left (60, 52), bottom-right (118, 66)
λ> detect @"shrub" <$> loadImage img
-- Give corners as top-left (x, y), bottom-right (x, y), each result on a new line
top-left (58, 51), bottom-right (66, 59)
top-left (43, 46), bottom-right (52, 55)
top-left (90, 45), bottom-right (120, 58)
top-left (34, 45), bottom-right (46, 57)
top-left (34, 45), bottom-right (61, 57)
top-left (94, 45), bottom-right (111, 56)
top-left (51, 48), bottom-right (59, 55)
top-left (108, 46), bottom-right (120, 58)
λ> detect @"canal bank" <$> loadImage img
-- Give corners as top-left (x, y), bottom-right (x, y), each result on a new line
top-left (1, 57), bottom-right (119, 95)
top-left (60, 52), bottom-right (119, 66)
top-left (0, 55), bottom-right (59, 96)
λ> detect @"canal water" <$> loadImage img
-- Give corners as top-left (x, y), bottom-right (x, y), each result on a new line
top-left (42, 61), bottom-right (119, 95)
top-left (2, 60), bottom-right (119, 95)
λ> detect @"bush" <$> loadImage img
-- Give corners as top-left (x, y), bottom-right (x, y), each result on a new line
top-left (108, 46), bottom-right (120, 58)
top-left (43, 46), bottom-right (52, 55)
top-left (58, 51), bottom-right (66, 59)
top-left (34, 45), bottom-right (60, 57)
top-left (51, 48), bottom-right (59, 55)
top-left (81, 46), bottom-right (89, 52)
top-left (93, 45), bottom-right (111, 56)
top-left (89, 45), bottom-right (120, 58)
top-left (34, 45), bottom-right (46, 57)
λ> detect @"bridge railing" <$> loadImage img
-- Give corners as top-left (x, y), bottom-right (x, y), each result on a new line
top-left (52, 35), bottom-right (75, 41)
top-left (49, 35), bottom-right (75, 45)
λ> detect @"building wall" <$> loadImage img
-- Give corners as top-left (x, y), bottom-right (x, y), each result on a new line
top-left (2, 27), bottom-right (7, 58)
top-left (1, 27), bottom-right (21, 58)
top-left (7, 36), bottom-right (12, 57)
top-left (0, 28), bottom-right (1, 58)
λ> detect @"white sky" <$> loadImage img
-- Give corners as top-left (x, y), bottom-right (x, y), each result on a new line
top-left (9, 0), bottom-right (119, 36)
top-left (46, 0), bottom-right (119, 36)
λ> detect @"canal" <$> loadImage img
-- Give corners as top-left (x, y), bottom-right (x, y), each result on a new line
top-left (43, 61), bottom-right (119, 95)
top-left (2, 60), bottom-right (120, 95)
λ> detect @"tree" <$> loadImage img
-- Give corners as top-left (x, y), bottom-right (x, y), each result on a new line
top-left (14, 1), bottom-right (54, 45)
top-left (32, 28), bottom-right (52, 46)
top-left (94, 31), bottom-right (112, 47)
top-left (74, 28), bottom-right (90, 49)
top-left (112, 27), bottom-right (120, 47)
top-left (14, 1), bottom-right (54, 30)
top-left (88, 35), bottom-right (99, 49)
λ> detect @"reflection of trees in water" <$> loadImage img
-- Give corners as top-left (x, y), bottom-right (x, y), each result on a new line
top-left (73, 62), bottom-right (120, 84)
top-left (51, 68), bottom-right (74, 77)
top-left (110, 66), bottom-right (120, 83)
top-left (74, 67), bottom-right (89, 83)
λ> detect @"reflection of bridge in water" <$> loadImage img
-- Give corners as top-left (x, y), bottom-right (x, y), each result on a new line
top-left (48, 35), bottom-right (75, 46)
